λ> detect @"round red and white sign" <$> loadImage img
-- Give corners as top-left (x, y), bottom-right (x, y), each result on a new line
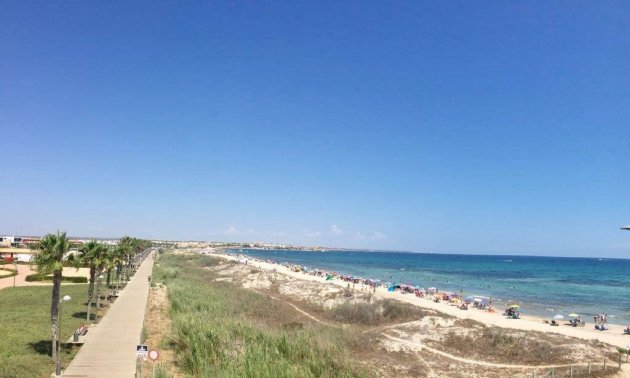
top-left (149, 349), bottom-right (159, 361)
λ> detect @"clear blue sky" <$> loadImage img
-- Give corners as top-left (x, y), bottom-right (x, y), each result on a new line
top-left (1, 1), bottom-right (629, 257)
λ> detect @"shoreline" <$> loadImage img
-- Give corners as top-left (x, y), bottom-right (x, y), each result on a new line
top-left (225, 248), bottom-right (630, 326)
top-left (209, 250), bottom-right (630, 350)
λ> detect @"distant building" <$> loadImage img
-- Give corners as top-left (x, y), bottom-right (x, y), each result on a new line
top-left (0, 235), bottom-right (39, 262)
top-left (0, 236), bottom-right (24, 248)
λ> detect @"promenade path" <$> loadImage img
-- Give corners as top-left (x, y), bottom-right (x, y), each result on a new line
top-left (63, 252), bottom-right (154, 377)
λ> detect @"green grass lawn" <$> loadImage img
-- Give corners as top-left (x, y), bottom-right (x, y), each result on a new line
top-left (0, 284), bottom-right (90, 378)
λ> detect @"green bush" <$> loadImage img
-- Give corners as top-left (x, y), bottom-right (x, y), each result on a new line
top-left (25, 274), bottom-right (87, 283)
top-left (0, 260), bottom-right (30, 265)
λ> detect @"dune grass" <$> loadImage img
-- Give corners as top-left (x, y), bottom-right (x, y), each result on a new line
top-left (153, 254), bottom-right (371, 377)
top-left (0, 284), bottom-right (89, 378)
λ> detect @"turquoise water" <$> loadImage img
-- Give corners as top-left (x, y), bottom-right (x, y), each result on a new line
top-left (228, 249), bottom-right (630, 325)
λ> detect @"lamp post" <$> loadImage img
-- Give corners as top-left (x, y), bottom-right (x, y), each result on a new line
top-left (56, 295), bottom-right (72, 377)
top-left (13, 259), bottom-right (17, 288)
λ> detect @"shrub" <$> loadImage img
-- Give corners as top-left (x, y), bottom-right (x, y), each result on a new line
top-left (331, 302), bottom-right (382, 326)
top-left (25, 274), bottom-right (87, 283)
top-left (330, 299), bottom-right (430, 326)
top-left (1, 257), bottom-right (15, 264)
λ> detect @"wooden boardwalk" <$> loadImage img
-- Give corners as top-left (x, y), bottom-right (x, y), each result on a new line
top-left (63, 252), bottom-right (154, 377)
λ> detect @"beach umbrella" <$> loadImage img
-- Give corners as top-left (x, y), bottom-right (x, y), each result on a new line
top-left (509, 304), bottom-right (520, 309)
top-left (568, 313), bottom-right (579, 317)
top-left (553, 314), bottom-right (564, 320)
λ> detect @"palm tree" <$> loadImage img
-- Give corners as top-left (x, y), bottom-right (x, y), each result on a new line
top-left (77, 241), bottom-right (107, 321)
top-left (111, 245), bottom-right (127, 291)
top-left (35, 231), bottom-right (71, 361)
top-left (103, 245), bottom-right (115, 289)
top-left (118, 236), bottom-right (136, 281)
top-left (101, 245), bottom-right (119, 296)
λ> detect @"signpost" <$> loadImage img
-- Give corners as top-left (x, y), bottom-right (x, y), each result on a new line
top-left (149, 349), bottom-right (159, 378)
top-left (136, 344), bottom-right (148, 358)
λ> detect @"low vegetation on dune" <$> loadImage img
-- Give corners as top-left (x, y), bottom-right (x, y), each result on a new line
top-left (329, 299), bottom-right (435, 327)
top-left (442, 326), bottom-right (575, 365)
top-left (151, 253), bottom-right (624, 378)
top-left (433, 318), bottom-right (620, 369)
top-left (153, 254), bottom-right (372, 377)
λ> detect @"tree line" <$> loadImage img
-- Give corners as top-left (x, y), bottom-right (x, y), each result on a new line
top-left (33, 231), bottom-right (153, 361)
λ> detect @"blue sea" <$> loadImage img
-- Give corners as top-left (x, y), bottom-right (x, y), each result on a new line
top-left (227, 249), bottom-right (630, 325)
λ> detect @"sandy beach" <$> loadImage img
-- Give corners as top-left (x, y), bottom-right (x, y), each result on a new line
top-left (210, 250), bottom-right (630, 350)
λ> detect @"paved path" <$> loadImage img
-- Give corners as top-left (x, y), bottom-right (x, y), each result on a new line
top-left (63, 252), bottom-right (154, 377)
top-left (0, 264), bottom-right (44, 290)
top-left (0, 265), bottom-right (92, 291)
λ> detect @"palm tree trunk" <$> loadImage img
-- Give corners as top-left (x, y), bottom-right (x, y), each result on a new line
top-left (86, 266), bottom-right (96, 321)
top-left (106, 268), bottom-right (111, 288)
top-left (116, 264), bottom-right (121, 291)
top-left (50, 270), bottom-right (61, 360)
top-left (96, 276), bottom-right (101, 308)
